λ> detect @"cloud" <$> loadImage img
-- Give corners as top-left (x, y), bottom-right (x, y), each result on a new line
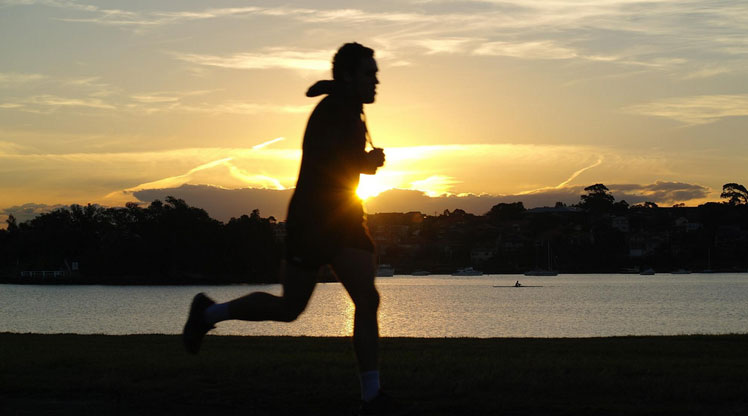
top-left (610, 181), bottom-right (710, 204)
top-left (0, 80), bottom-right (309, 116)
top-left (0, 72), bottom-right (46, 86)
top-left (416, 38), bottom-right (476, 55)
top-left (252, 137), bottom-right (285, 149)
top-left (626, 94), bottom-right (748, 125)
top-left (681, 66), bottom-right (732, 80)
top-left (132, 184), bottom-right (293, 222)
top-left (124, 180), bottom-right (711, 222)
top-left (28, 94), bottom-right (116, 109)
top-left (2, 140), bottom-right (714, 210)
top-left (10, 0), bottom-right (747, 79)
top-left (0, 140), bottom-right (30, 155)
top-left (473, 40), bottom-right (578, 60)
top-left (0, 202), bottom-right (67, 226)
top-left (0, 95), bottom-right (116, 114)
top-left (175, 102), bottom-right (312, 115)
top-left (172, 48), bottom-right (332, 72)
top-left (520, 158), bottom-right (604, 194)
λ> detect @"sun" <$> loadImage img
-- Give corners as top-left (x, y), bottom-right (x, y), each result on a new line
top-left (356, 174), bottom-right (393, 200)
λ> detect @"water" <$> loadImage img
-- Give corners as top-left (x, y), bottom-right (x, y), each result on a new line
top-left (2, 274), bottom-right (747, 337)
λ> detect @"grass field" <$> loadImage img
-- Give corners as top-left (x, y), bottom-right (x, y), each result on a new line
top-left (1, 333), bottom-right (747, 415)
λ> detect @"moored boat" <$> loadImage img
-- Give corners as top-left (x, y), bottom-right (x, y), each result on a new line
top-left (376, 264), bottom-right (395, 277)
top-left (452, 267), bottom-right (483, 276)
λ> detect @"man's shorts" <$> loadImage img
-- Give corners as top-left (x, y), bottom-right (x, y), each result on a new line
top-left (285, 220), bottom-right (375, 271)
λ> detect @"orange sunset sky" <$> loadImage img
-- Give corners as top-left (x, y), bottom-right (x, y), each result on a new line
top-left (1, 0), bottom-right (747, 223)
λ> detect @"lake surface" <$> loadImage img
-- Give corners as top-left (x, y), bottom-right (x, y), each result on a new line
top-left (2, 274), bottom-right (747, 337)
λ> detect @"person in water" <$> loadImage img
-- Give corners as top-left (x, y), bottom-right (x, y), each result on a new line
top-left (182, 42), bottom-right (410, 415)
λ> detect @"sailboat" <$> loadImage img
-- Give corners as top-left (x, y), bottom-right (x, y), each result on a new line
top-left (702, 248), bottom-right (714, 273)
top-left (525, 241), bottom-right (558, 276)
top-left (376, 264), bottom-right (395, 277)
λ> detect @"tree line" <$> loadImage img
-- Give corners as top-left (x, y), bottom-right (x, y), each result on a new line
top-left (370, 183), bottom-right (748, 274)
top-left (1, 183), bottom-right (747, 283)
top-left (0, 197), bottom-right (281, 284)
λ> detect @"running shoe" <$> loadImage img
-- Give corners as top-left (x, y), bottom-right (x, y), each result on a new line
top-left (182, 292), bottom-right (215, 354)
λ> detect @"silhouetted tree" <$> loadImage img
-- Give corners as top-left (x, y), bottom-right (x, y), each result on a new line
top-left (6, 214), bottom-right (18, 233)
top-left (486, 202), bottom-right (525, 222)
top-left (612, 200), bottom-right (629, 214)
top-left (721, 183), bottom-right (748, 205)
top-left (579, 184), bottom-right (615, 213)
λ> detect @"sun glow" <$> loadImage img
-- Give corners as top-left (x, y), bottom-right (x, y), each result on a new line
top-left (357, 171), bottom-right (458, 200)
top-left (356, 174), bottom-right (394, 200)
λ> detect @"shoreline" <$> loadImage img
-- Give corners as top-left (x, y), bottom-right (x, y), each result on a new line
top-left (3, 270), bottom-right (748, 287)
top-left (2, 333), bottom-right (747, 415)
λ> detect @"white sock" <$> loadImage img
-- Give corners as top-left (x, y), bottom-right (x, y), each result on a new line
top-left (203, 302), bottom-right (231, 325)
top-left (360, 370), bottom-right (381, 402)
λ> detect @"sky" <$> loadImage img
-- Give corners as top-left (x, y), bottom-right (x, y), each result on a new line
top-left (1, 0), bottom-right (747, 223)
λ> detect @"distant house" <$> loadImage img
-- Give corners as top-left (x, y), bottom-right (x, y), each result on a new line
top-left (20, 259), bottom-right (79, 279)
top-left (675, 217), bottom-right (703, 232)
top-left (20, 270), bottom-right (67, 279)
top-left (627, 232), bottom-right (667, 257)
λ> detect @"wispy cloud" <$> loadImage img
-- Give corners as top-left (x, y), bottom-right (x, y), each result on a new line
top-left (409, 175), bottom-right (461, 196)
top-left (518, 158), bottom-right (603, 195)
top-left (10, 0), bottom-right (748, 78)
top-left (0, 140), bottom-right (28, 155)
top-left (681, 67), bottom-right (732, 80)
top-left (1, 202), bottom-right (67, 226)
top-left (252, 137), bottom-right (285, 149)
top-left (29, 94), bottom-right (116, 109)
top-left (0, 72), bottom-right (46, 85)
top-left (2, 94), bottom-right (117, 113)
top-left (626, 94), bottom-right (748, 125)
top-left (101, 149), bottom-right (293, 205)
top-left (0, 81), bottom-right (309, 116)
top-left (473, 40), bottom-right (578, 60)
top-left (416, 38), bottom-right (477, 55)
top-left (172, 48), bottom-right (331, 71)
top-left (610, 181), bottom-right (710, 204)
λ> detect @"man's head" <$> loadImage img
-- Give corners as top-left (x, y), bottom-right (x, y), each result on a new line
top-left (333, 42), bottom-right (379, 104)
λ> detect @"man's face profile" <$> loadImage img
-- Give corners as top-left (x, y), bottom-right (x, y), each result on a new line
top-left (353, 57), bottom-right (379, 104)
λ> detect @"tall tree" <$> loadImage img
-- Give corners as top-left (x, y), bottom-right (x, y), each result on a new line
top-left (579, 184), bottom-right (615, 213)
top-left (486, 202), bottom-right (525, 221)
top-left (6, 214), bottom-right (18, 233)
top-left (720, 183), bottom-right (748, 205)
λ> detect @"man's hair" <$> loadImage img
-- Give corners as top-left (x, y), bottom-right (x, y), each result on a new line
top-left (332, 42), bottom-right (374, 82)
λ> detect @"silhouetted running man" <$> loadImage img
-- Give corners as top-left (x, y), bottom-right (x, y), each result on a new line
top-left (183, 43), bottom-right (412, 415)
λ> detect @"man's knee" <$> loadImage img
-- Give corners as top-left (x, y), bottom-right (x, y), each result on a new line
top-left (279, 298), bottom-right (308, 322)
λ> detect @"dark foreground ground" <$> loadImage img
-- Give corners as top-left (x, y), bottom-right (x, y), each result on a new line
top-left (1, 333), bottom-right (747, 415)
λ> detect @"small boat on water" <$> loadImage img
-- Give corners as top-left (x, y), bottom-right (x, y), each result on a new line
top-left (452, 267), bottom-right (483, 276)
top-left (376, 264), bottom-right (395, 277)
top-left (525, 240), bottom-right (557, 276)
top-left (640, 268), bottom-right (655, 275)
top-left (411, 270), bottom-right (430, 276)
